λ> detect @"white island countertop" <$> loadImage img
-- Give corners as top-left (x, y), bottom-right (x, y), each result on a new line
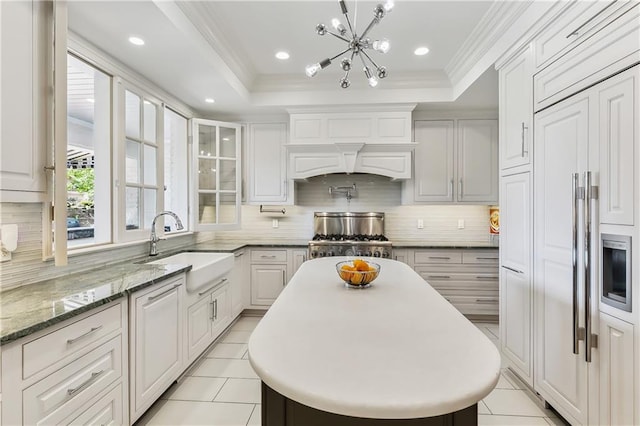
top-left (248, 257), bottom-right (501, 419)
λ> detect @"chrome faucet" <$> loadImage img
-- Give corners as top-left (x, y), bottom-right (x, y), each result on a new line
top-left (149, 211), bottom-right (184, 256)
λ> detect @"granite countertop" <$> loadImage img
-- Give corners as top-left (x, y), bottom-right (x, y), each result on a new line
top-left (0, 239), bottom-right (497, 346)
top-left (0, 262), bottom-right (190, 345)
top-left (392, 241), bottom-right (499, 249)
top-left (249, 257), bottom-right (501, 418)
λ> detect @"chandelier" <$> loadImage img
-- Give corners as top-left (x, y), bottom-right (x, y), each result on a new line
top-left (305, 0), bottom-right (394, 88)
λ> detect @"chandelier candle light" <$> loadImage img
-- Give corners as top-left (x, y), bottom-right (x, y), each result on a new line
top-left (305, 0), bottom-right (394, 88)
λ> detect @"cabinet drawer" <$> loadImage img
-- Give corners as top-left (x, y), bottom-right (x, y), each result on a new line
top-left (413, 250), bottom-right (462, 265)
top-left (251, 250), bottom-right (287, 263)
top-left (64, 382), bottom-right (124, 426)
top-left (534, 1), bottom-right (624, 69)
top-left (534, 3), bottom-right (640, 111)
top-left (462, 250), bottom-right (499, 264)
top-left (442, 295), bottom-right (499, 315)
top-left (426, 277), bottom-right (498, 292)
top-left (23, 335), bottom-right (122, 425)
top-left (23, 303), bottom-right (122, 380)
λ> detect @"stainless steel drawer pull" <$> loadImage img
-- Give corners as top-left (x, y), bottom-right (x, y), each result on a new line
top-left (67, 370), bottom-right (104, 397)
top-left (67, 326), bottom-right (103, 345)
top-left (475, 276), bottom-right (496, 280)
top-left (502, 265), bottom-right (524, 274)
top-left (428, 256), bottom-right (451, 260)
top-left (198, 278), bottom-right (228, 296)
top-left (260, 255), bottom-right (277, 259)
top-left (428, 275), bottom-right (451, 279)
top-left (475, 299), bottom-right (498, 304)
top-left (148, 284), bottom-right (181, 302)
top-left (476, 257), bottom-right (497, 260)
top-left (210, 301), bottom-right (215, 321)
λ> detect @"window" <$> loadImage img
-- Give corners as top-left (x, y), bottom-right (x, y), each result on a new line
top-left (60, 51), bottom-right (190, 253)
top-left (164, 108), bottom-right (189, 233)
top-left (66, 54), bottom-right (111, 248)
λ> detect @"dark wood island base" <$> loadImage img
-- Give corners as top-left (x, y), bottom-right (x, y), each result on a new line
top-left (262, 382), bottom-right (478, 426)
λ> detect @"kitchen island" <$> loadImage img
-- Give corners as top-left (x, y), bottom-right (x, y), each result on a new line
top-left (248, 257), bottom-right (501, 425)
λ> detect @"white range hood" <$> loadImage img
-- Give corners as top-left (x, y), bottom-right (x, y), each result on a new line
top-left (286, 105), bottom-right (417, 180)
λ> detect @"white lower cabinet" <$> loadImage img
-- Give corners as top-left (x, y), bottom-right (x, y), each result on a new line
top-left (412, 249), bottom-right (499, 317)
top-left (290, 249), bottom-right (307, 280)
top-left (499, 171), bottom-right (533, 386)
top-left (185, 279), bottom-right (230, 364)
top-left (599, 313), bottom-right (635, 426)
top-left (129, 275), bottom-right (184, 423)
top-left (230, 250), bottom-right (248, 317)
top-left (251, 264), bottom-right (287, 306)
top-left (1, 300), bottom-right (128, 426)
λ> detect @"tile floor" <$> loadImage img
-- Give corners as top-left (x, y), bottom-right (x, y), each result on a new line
top-left (136, 317), bottom-right (569, 426)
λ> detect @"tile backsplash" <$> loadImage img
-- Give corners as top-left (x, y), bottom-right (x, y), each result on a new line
top-left (1, 174), bottom-right (495, 290)
top-left (216, 174), bottom-right (494, 243)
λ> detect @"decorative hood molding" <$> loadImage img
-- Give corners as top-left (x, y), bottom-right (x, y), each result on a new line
top-left (287, 142), bottom-right (416, 180)
top-left (286, 105), bottom-right (416, 180)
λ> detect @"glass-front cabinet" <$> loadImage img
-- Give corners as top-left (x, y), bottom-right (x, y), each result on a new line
top-left (192, 119), bottom-right (241, 230)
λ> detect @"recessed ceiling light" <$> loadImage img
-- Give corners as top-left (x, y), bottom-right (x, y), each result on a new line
top-left (222, 137), bottom-right (230, 141)
top-left (414, 46), bottom-right (429, 56)
top-left (275, 51), bottom-right (290, 60)
top-left (205, 98), bottom-right (215, 104)
top-left (128, 36), bottom-right (145, 46)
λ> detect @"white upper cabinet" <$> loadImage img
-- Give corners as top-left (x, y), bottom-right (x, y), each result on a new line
top-left (598, 66), bottom-right (637, 226)
top-left (457, 120), bottom-right (499, 203)
top-left (246, 122), bottom-right (293, 205)
top-left (409, 119), bottom-right (498, 204)
top-left (499, 44), bottom-right (533, 170)
top-left (412, 120), bottom-right (455, 202)
top-left (0, 1), bottom-right (49, 199)
top-left (192, 119), bottom-right (241, 230)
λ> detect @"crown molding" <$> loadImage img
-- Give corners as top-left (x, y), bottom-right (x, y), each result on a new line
top-left (286, 104), bottom-right (417, 114)
top-left (445, 1), bottom-right (533, 86)
top-left (152, 0), bottom-right (252, 99)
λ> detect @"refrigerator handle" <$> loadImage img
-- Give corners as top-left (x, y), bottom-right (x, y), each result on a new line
top-left (571, 173), bottom-right (582, 355)
top-left (584, 171), bottom-right (598, 362)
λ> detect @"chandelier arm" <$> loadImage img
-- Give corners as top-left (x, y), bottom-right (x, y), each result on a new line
top-left (360, 17), bottom-right (380, 40)
top-left (357, 50), bottom-right (369, 69)
top-left (343, 12), bottom-right (355, 38)
top-left (330, 47), bottom-right (353, 62)
top-left (360, 49), bottom-right (380, 70)
top-left (327, 31), bottom-right (351, 43)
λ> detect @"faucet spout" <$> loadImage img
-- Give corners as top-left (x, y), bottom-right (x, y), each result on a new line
top-left (149, 211), bottom-right (184, 256)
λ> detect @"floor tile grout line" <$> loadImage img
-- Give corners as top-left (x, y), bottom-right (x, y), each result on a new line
top-left (211, 377), bottom-right (230, 402)
top-left (246, 404), bottom-right (257, 426)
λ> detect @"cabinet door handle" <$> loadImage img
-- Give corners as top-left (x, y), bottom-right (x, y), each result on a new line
top-left (67, 326), bottom-right (103, 345)
top-left (521, 122), bottom-right (529, 157)
top-left (282, 270), bottom-right (286, 286)
top-left (428, 256), bottom-right (451, 260)
top-left (147, 284), bottom-right (181, 303)
top-left (584, 171), bottom-right (598, 363)
top-left (198, 278), bottom-right (228, 296)
top-left (475, 299), bottom-right (498, 304)
top-left (502, 265), bottom-right (524, 274)
top-left (450, 179), bottom-right (454, 197)
top-left (571, 173), bottom-right (583, 355)
top-left (210, 301), bottom-right (215, 320)
top-left (458, 179), bottom-right (463, 199)
top-left (565, 2), bottom-right (618, 39)
top-left (214, 299), bottom-right (218, 320)
top-left (428, 275), bottom-right (451, 279)
top-left (67, 370), bottom-right (104, 397)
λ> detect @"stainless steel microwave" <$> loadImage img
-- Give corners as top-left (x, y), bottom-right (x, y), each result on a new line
top-left (601, 234), bottom-right (632, 312)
